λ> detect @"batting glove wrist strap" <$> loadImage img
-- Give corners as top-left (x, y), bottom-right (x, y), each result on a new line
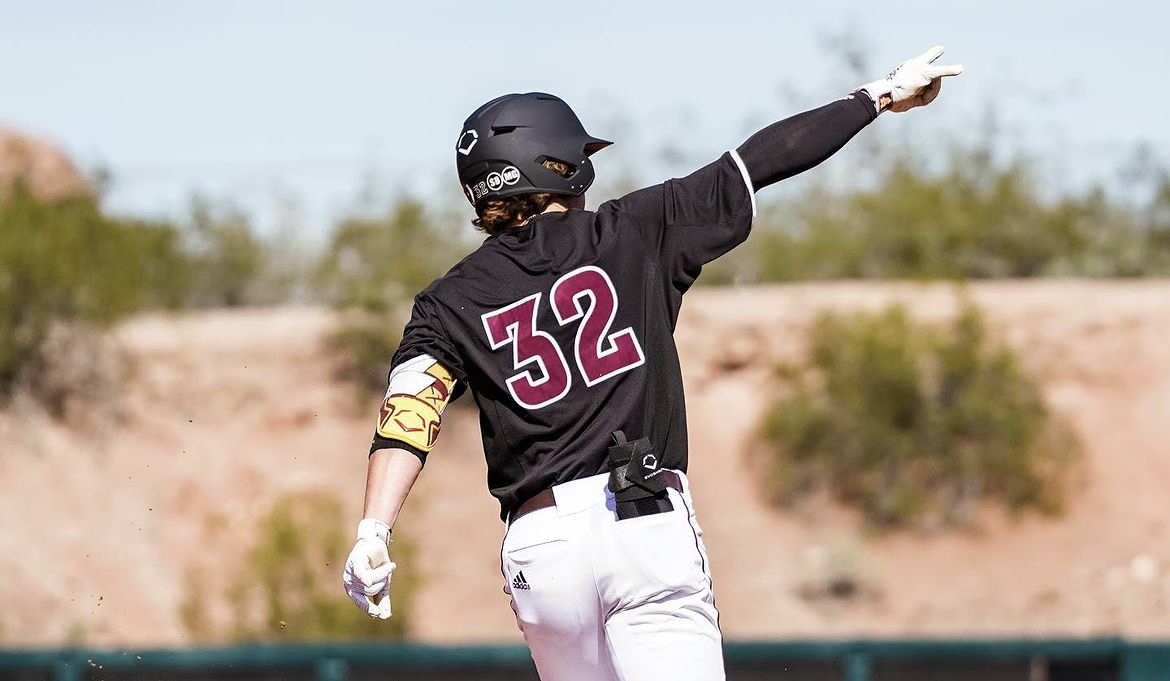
top-left (357, 518), bottom-right (392, 545)
top-left (858, 45), bottom-right (963, 114)
top-left (344, 519), bottom-right (396, 619)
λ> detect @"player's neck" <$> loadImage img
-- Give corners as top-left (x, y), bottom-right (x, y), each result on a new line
top-left (515, 196), bottom-right (584, 227)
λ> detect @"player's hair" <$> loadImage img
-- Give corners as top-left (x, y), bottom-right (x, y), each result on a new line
top-left (473, 160), bottom-right (575, 236)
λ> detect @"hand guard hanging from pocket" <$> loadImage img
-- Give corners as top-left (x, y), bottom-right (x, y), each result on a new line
top-left (607, 431), bottom-right (673, 520)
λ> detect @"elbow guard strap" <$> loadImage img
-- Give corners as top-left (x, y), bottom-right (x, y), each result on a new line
top-left (375, 354), bottom-right (457, 453)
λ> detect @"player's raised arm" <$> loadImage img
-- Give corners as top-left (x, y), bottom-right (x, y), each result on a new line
top-left (736, 45), bottom-right (963, 191)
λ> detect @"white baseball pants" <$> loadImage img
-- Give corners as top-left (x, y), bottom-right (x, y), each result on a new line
top-left (501, 471), bottom-right (724, 681)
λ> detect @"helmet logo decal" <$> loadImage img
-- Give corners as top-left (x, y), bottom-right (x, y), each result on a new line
top-left (501, 166), bottom-right (520, 185)
top-left (486, 172), bottom-right (504, 191)
top-left (456, 129), bottom-right (479, 156)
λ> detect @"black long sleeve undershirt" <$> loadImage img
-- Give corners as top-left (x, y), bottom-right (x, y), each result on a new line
top-left (736, 92), bottom-right (877, 190)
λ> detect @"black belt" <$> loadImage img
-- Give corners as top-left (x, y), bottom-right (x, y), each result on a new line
top-left (512, 470), bottom-right (683, 523)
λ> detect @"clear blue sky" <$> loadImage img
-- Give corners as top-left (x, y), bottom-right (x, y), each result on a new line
top-left (2, 0), bottom-right (1166, 237)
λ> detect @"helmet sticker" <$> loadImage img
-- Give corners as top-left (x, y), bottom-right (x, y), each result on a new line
top-left (456, 129), bottom-right (479, 156)
top-left (501, 166), bottom-right (520, 185)
top-left (467, 180), bottom-right (490, 203)
top-left (486, 172), bottom-right (504, 191)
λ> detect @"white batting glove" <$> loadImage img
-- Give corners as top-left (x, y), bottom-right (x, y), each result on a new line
top-left (858, 46), bottom-right (963, 114)
top-left (342, 518), bottom-right (396, 619)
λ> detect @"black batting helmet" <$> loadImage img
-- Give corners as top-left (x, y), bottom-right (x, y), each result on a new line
top-left (455, 92), bottom-right (611, 209)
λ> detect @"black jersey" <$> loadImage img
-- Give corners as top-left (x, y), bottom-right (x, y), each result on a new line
top-left (377, 152), bottom-right (754, 518)
top-left (373, 94), bottom-right (878, 519)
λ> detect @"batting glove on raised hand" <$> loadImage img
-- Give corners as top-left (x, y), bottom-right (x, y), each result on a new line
top-left (858, 46), bottom-right (963, 114)
top-left (343, 518), bottom-right (396, 619)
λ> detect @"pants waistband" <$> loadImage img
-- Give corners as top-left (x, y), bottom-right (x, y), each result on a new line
top-left (512, 470), bottom-right (686, 523)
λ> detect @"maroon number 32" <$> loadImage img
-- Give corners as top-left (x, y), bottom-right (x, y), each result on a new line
top-left (481, 266), bottom-right (646, 409)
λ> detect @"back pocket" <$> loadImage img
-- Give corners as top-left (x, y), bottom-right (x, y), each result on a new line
top-left (503, 512), bottom-right (569, 567)
top-left (611, 499), bottom-right (704, 589)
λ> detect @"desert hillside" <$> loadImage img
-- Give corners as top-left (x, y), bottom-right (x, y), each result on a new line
top-left (2, 281), bottom-right (1169, 647)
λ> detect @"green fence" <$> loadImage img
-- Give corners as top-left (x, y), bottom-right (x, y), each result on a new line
top-left (2, 639), bottom-right (1169, 680)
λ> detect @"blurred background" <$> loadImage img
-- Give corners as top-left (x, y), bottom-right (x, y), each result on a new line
top-left (2, 1), bottom-right (1169, 679)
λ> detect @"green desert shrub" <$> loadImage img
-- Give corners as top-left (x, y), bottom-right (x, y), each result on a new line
top-left (328, 315), bottom-right (403, 398)
top-left (758, 302), bottom-right (1080, 530)
top-left (0, 186), bottom-right (187, 406)
top-left (183, 198), bottom-right (265, 307)
top-left (318, 199), bottom-right (463, 396)
top-left (704, 145), bottom-right (1170, 284)
top-left (751, 154), bottom-right (1086, 281)
top-left (317, 199), bottom-right (458, 314)
top-left (181, 490), bottom-right (416, 642)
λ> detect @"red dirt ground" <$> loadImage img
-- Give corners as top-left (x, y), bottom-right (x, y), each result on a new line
top-left (2, 281), bottom-right (1168, 647)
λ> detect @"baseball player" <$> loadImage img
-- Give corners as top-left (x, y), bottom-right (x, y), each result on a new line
top-left (344, 47), bottom-right (962, 680)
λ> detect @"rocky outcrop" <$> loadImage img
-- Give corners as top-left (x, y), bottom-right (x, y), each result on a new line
top-left (0, 127), bottom-right (89, 200)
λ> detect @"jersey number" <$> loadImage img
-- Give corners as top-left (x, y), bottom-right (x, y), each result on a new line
top-left (481, 266), bottom-right (646, 409)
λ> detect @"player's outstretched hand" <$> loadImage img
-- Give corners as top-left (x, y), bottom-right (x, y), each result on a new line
top-left (859, 46), bottom-right (963, 113)
top-left (343, 518), bottom-right (396, 619)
